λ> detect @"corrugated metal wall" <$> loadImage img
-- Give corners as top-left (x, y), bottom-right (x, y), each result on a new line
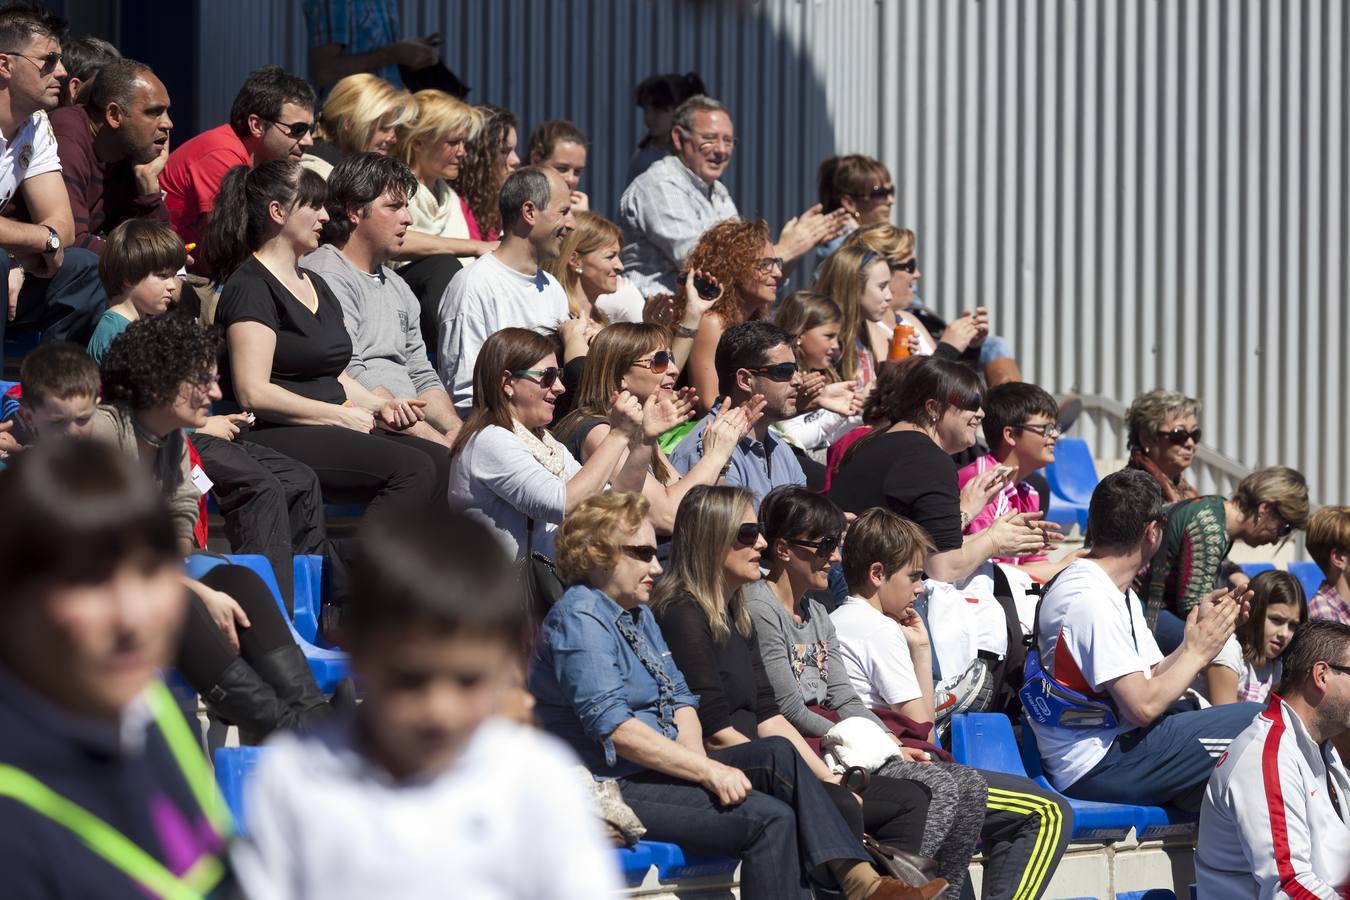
top-left (196, 0), bottom-right (1348, 503)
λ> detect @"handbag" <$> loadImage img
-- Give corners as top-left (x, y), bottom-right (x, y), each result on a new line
top-left (837, 768), bottom-right (941, 888)
top-left (519, 516), bottom-right (564, 623)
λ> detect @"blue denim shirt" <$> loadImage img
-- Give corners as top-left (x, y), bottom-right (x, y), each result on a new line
top-left (529, 583), bottom-right (698, 779)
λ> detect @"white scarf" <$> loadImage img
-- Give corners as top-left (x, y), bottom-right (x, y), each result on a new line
top-left (511, 419), bottom-right (569, 477)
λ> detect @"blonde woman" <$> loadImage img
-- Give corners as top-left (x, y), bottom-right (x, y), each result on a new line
top-left (392, 89), bottom-right (496, 344)
top-left (301, 74), bottom-right (414, 179)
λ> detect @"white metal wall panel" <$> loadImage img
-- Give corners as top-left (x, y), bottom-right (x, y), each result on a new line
top-left (194, 0), bottom-right (1348, 503)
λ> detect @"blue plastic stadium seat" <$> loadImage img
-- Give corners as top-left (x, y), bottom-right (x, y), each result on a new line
top-left (1238, 562), bottom-right (1276, 579)
top-left (1287, 560), bottom-right (1325, 601)
top-left (640, 840), bottom-right (739, 881)
top-left (291, 554), bottom-right (327, 646)
top-left (1116, 891), bottom-right (1177, 900)
top-left (184, 553), bottom-right (350, 692)
top-left (213, 746), bottom-right (264, 836)
top-left (1042, 437), bottom-right (1097, 530)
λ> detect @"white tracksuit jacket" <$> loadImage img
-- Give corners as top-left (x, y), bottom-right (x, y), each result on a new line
top-left (1195, 695), bottom-right (1350, 899)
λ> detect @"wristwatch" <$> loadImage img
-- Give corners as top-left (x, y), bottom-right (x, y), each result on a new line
top-left (42, 225), bottom-right (59, 254)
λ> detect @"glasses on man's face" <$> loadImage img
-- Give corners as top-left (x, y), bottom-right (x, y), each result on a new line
top-left (1015, 422), bottom-right (1063, 439)
top-left (632, 350), bottom-right (674, 373)
top-left (510, 367), bottom-right (561, 389)
top-left (266, 118), bottom-right (313, 140)
top-left (748, 362), bottom-right (799, 382)
top-left (622, 545), bottom-right (659, 563)
top-left (1321, 662), bottom-right (1350, 676)
top-left (788, 534), bottom-right (841, 560)
top-left (1157, 427), bottom-right (1202, 446)
top-left (685, 131), bottom-right (736, 153)
top-left (3, 49), bottom-right (61, 75)
top-left (752, 257), bottom-right (785, 275)
top-left (889, 258), bottom-right (918, 275)
top-left (735, 522), bottom-right (762, 547)
top-left (852, 184), bottom-right (895, 202)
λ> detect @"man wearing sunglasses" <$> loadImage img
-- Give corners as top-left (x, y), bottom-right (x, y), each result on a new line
top-left (0, 4), bottom-right (108, 370)
top-left (43, 58), bottom-right (171, 256)
top-left (161, 66), bottom-right (316, 259)
top-left (670, 320), bottom-right (805, 508)
top-left (618, 94), bottom-right (846, 296)
top-left (1197, 619), bottom-right (1350, 898)
top-left (438, 167), bottom-right (573, 412)
top-left (304, 153), bottom-right (460, 447)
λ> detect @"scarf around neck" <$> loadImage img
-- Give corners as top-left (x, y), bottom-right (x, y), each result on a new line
top-left (512, 418), bottom-right (569, 477)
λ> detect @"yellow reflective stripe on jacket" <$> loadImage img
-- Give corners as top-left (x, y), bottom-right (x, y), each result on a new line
top-left (0, 764), bottom-right (209, 900)
top-left (144, 680), bottom-right (232, 836)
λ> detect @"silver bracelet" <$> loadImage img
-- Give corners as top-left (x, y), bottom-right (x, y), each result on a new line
top-left (674, 323), bottom-right (700, 339)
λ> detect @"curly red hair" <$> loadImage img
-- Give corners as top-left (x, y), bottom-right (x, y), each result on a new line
top-left (678, 219), bottom-right (772, 324)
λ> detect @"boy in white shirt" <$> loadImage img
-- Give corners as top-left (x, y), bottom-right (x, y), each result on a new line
top-left (233, 504), bottom-right (621, 900)
top-left (1027, 468), bottom-right (1262, 810)
top-left (1197, 619), bottom-right (1350, 898)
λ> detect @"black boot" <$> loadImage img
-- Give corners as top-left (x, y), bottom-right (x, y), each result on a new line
top-left (248, 645), bottom-right (335, 731)
top-left (201, 658), bottom-right (294, 744)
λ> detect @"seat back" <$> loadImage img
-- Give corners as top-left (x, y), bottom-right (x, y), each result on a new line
top-left (949, 713), bottom-right (1029, 776)
top-left (1044, 437), bottom-right (1099, 506)
top-left (1287, 560), bottom-right (1325, 600)
top-left (1237, 562), bottom-right (1276, 579)
top-left (212, 746), bottom-right (264, 836)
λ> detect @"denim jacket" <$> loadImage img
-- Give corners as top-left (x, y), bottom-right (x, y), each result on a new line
top-left (529, 583), bottom-right (698, 779)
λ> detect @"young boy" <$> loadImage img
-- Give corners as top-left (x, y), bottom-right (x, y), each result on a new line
top-left (833, 508), bottom-right (1073, 900)
top-left (86, 219), bottom-right (186, 364)
top-left (1306, 506), bottom-right (1350, 625)
top-left (957, 381), bottom-right (1070, 581)
top-left (6, 342), bottom-right (101, 446)
top-left (233, 504), bottom-right (622, 899)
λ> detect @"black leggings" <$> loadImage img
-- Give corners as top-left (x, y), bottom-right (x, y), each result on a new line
top-left (243, 425), bottom-right (449, 511)
top-left (822, 776), bottom-right (932, 854)
top-left (175, 563), bottom-right (297, 689)
top-left (398, 252), bottom-right (463, 349)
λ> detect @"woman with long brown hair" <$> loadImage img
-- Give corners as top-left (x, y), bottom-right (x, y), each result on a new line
top-left (451, 105), bottom-right (519, 241)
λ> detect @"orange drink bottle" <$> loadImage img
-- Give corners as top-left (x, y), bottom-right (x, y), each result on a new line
top-left (887, 323), bottom-right (915, 361)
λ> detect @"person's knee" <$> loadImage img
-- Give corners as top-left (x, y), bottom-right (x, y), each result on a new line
top-left (753, 735), bottom-right (798, 767)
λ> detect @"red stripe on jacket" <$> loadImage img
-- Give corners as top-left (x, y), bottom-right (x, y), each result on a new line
top-left (1260, 695), bottom-right (1324, 900)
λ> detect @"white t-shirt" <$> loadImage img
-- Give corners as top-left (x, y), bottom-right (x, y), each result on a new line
top-left (233, 717), bottom-right (622, 900)
top-left (0, 110), bottom-right (61, 214)
top-left (437, 252), bottom-right (569, 410)
top-left (1030, 557), bottom-right (1165, 789)
top-left (830, 596), bottom-right (923, 707)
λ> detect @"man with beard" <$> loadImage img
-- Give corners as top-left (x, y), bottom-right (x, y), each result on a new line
top-left (0, 3), bottom-right (106, 368)
top-left (437, 165), bottom-right (574, 413)
top-left (47, 57), bottom-right (172, 254)
top-left (670, 320), bottom-right (806, 508)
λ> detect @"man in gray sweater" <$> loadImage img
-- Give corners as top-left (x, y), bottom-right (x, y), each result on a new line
top-left (305, 153), bottom-right (461, 447)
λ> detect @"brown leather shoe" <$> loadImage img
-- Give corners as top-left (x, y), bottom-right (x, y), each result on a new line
top-left (866, 877), bottom-right (948, 900)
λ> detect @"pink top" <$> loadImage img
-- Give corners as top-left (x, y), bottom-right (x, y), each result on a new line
top-left (1309, 580), bottom-right (1350, 625)
top-left (956, 452), bottom-right (1046, 564)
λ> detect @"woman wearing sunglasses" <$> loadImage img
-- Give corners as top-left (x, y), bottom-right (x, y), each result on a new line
top-left (678, 219), bottom-right (783, 414)
top-left (814, 154), bottom-right (896, 262)
top-left (553, 323), bottom-right (759, 533)
top-left (447, 327), bottom-right (689, 559)
top-left (1138, 466), bottom-right (1311, 661)
top-left (1125, 389), bottom-right (1205, 502)
top-left (746, 488), bottom-right (1073, 900)
top-left (650, 486), bottom-right (946, 898)
top-left (531, 490), bottom-right (943, 900)
top-left (300, 74), bottom-right (414, 180)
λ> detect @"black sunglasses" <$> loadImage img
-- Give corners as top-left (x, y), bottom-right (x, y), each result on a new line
top-left (1157, 427), bottom-right (1202, 446)
top-left (852, 184), bottom-right (895, 201)
top-left (735, 522), bottom-right (762, 546)
top-left (888, 258), bottom-right (918, 275)
top-left (1275, 519), bottom-right (1295, 539)
top-left (748, 362), bottom-right (799, 382)
top-left (622, 545), bottom-right (659, 563)
top-left (632, 350), bottom-right (674, 373)
top-left (510, 367), bottom-right (561, 389)
top-left (265, 118), bottom-right (314, 140)
top-left (788, 534), bottom-right (841, 560)
top-left (1323, 662), bottom-right (1350, 675)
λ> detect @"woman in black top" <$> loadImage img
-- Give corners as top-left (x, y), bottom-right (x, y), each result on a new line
top-left (650, 485), bottom-right (933, 858)
top-left (207, 160), bottom-right (449, 511)
top-left (828, 356), bottom-right (1046, 583)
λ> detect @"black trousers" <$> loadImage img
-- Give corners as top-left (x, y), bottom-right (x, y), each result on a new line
top-left (398, 253), bottom-right (463, 350)
top-left (242, 425), bottom-right (448, 512)
top-left (175, 563), bottom-right (296, 689)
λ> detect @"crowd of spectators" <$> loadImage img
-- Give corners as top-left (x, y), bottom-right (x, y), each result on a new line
top-left (0, 2), bottom-right (1345, 898)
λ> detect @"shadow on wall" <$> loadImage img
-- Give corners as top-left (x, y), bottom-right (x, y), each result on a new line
top-left (184, 0), bottom-right (838, 234)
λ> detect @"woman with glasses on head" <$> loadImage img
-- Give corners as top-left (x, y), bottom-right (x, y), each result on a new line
top-left (678, 219), bottom-right (784, 414)
top-left (829, 356), bottom-right (1048, 585)
top-left (645, 485), bottom-right (946, 899)
top-left (553, 322), bottom-right (757, 534)
top-left (300, 74), bottom-right (414, 179)
top-left (451, 104), bottom-right (520, 242)
top-left (531, 490), bottom-right (943, 900)
top-left (208, 160), bottom-right (449, 518)
top-left (1138, 466), bottom-right (1311, 661)
top-left (447, 327), bottom-right (690, 559)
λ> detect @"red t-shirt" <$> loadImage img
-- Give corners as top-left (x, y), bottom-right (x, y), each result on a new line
top-left (160, 123), bottom-right (249, 248)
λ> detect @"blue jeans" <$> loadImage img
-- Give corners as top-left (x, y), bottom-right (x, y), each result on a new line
top-left (1066, 701), bottom-right (1263, 811)
top-left (616, 736), bottom-right (868, 900)
top-left (0, 247), bottom-right (107, 369)
top-left (1152, 608), bottom-right (1186, 655)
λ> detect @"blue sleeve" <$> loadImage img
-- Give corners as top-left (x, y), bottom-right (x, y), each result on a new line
top-left (667, 420), bottom-right (707, 477)
top-left (303, 0), bottom-right (350, 48)
top-left (544, 608), bottom-right (637, 765)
